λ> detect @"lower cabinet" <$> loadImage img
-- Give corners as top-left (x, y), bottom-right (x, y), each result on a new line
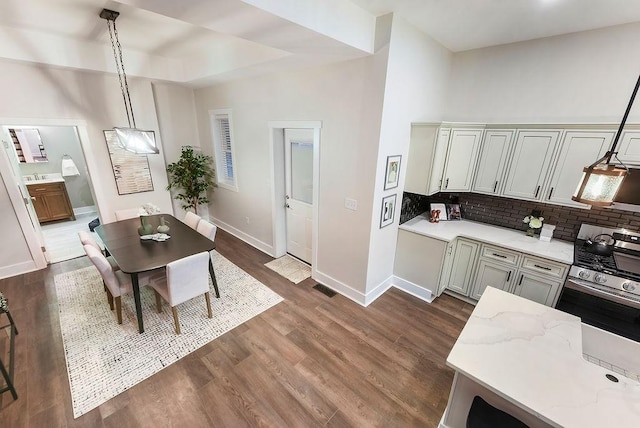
top-left (445, 238), bottom-right (479, 296)
top-left (470, 259), bottom-right (515, 300)
top-left (27, 182), bottom-right (75, 223)
top-left (394, 230), bottom-right (449, 296)
top-left (512, 271), bottom-right (563, 306)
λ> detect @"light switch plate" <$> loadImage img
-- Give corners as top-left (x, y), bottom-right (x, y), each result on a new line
top-left (345, 198), bottom-right (357, 211)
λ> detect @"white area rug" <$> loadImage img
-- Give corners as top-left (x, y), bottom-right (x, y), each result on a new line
top-left (265, 255), bottom-right (311, 284)
top-left (54, 251), bottom-right (283, 418)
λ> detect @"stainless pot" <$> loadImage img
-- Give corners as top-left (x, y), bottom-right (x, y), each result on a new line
top-left (585, 233), bottom-right (617, 256)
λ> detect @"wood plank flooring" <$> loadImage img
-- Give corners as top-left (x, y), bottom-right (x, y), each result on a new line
top-left (0, 228), bottom-right (474, 427)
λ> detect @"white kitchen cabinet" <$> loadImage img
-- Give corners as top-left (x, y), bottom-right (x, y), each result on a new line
top-left (441, 129), bottom-right (483, 192)
top-left (512, 271), bottom-right (562, 306)
top-left (437, 241), bottom-right (456, 297)
top-left (544, 130), bottom-right (614, 208)
top-left (502, 130), bottom-right (562, 200)
top-left (445, 238), bottom-right (479, 296)
top-left (404, 124), bottom-right (439, 195)
top-left (615, 130), bottom-right (640, 164)
top-left (472, 129), bottom-right (515, 195)
top-left (427, 128), bottom-right (451, 195)
top-left (394, 229), bottom-right (448, 296)
top-left (470, 259), bottom-right (515, 300)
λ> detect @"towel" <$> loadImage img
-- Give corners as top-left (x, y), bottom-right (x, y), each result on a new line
top-left (61, 157), bottom-right (80, 176)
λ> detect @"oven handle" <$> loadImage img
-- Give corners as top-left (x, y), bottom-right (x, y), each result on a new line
top-left (564, 277), bottom-right (640, 310)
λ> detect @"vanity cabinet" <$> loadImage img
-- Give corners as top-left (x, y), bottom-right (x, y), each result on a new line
top-left (27, 182), bottom-right (74, 223)
top-left (472, 129), bottom-right (515, 195)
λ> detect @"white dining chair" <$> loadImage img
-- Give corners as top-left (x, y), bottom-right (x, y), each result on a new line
top-left (184, 211), bottom-right (201, 230)
top-left (85, 245), bottom-right (150, 325)
top-left (78, 231), bottom-right (119, 271)
top-left (196, 219), bottom-right (217, 242)
top-left (149, 251), bottom-right (212, 334)
top-left (115, 208), bottom-right (140, 221)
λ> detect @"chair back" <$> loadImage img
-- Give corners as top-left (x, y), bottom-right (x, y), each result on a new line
top-left (78, 230), bottom-right (101, 252)
top-left (165, 252), bottom-right (210, 306)
top-left (184, 211), bottom-right (201, 230)
top-left (196, 219), bottom-right (217, 242)
top-left (115, 208), bottom-right (140, 221)
top-left (84, 245), bottom-right (122, 297)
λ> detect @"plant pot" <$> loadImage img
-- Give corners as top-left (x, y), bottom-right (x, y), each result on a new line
top-left (526, 228), bottom-right (535, 237)
top-left (138, 216), bottom-right (154, 236)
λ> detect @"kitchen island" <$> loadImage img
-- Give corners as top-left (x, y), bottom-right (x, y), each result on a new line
top-left (441, 287), bottom-right (640, 428)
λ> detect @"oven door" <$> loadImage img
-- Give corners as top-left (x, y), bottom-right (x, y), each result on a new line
top-left (557, 277), bottom-right (640, 343)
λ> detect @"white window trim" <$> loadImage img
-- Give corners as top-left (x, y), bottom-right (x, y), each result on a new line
top-left (209, 108), bottom-right (238, 192)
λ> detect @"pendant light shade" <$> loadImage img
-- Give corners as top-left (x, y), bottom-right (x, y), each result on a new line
top-left (572, 73), bottom-right (640, 206)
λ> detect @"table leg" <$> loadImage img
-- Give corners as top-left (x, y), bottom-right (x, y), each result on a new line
top-left (208, 258), bottom-right (220, 298)
top-left (131, 273), bottom-right (144, 333)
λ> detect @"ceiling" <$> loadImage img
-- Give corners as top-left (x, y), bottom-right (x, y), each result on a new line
top-left (1, 0), bottom-right (639, 87)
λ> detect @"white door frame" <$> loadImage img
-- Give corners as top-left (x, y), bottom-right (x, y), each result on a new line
top-left (268, 121), bottom-right (321, 271)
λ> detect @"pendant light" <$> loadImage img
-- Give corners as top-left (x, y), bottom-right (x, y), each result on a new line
top-left (571, 74), bottom-right (639, 206)
top-left (100, 9), bottom-right (159, 154)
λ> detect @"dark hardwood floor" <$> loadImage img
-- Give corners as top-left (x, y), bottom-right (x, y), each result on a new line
top-left (0, 229), bottom-right (474, 427)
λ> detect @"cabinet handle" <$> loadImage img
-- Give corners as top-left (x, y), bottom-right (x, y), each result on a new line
top-left (533, 264), bottom-right (552, 271)
top-left (534, 185), bottom-right (540, 198)
top-left (493, 181), bottom-right (498, 192)
top-left (445, 178), bottom-right (449, 189)
top-left (506, 271), bottom-right (511, 282)
top-left (492, 253), bottom-right (507, 259)
top-left (30, 196), bottom-right (36, 200)
top-left (547, 187), bottom-right (554, 200)
top-left (35, 188), bottom-right (46, 191)
top-left (518, 274), bottom-right (524, 285)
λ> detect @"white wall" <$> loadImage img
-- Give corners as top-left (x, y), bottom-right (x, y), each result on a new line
top-left (366, 15), bottom-right (452, 297)
top-left (194, 48), bottom-right (389, 298)
top-left (445, 22), bottom-right (640, 124)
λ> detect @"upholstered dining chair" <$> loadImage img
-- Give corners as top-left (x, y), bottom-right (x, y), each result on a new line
top-left (184, 211), bottom-right (201, 230)
top-left (78, 231), bottom-right (119, 271)
top-left (84, 245), bottom-right (150, 325)
top-left (149, 251), bottom-right (212, 334)
top-left (196, 219), bottom-right (217, 242)
top-left (114, 208), bottom-right (140, 221)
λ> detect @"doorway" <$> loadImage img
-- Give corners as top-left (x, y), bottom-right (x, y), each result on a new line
top-left (269, 121), bottom-right (321, 272)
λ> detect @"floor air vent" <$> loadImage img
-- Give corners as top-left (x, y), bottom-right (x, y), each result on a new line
top-left (313, 283), bottom-right (336, 297)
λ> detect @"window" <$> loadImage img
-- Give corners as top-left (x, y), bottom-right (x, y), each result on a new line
top-left (210, 109), bottom-right (237, 191)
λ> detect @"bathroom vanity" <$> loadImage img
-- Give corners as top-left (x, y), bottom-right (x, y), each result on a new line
top-left (25, 173), bottom-right (74, 223)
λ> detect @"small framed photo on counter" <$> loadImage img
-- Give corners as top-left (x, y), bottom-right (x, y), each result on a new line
top-left (380, 194), bottom-right (397, 228)
top-left (384, 155), bottom-right (401, 190)
top-left (447, 203), bottom-right (461, 220)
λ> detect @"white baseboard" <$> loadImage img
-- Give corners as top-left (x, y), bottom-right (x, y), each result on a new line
top-left (73, 205), bottom-right (97, 216)
top-left (313, 269), bottom-right (368, 306)
top-left (364, 275), bottom-right (394, 306)
top-left (0, 260), bottom-right (38, 280)
top-left (391, 276), bottom-right (435, 303)
top-left (212, 217), bottom-right (276, 257)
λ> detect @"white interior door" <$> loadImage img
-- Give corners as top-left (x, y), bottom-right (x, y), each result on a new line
top-left (284, 128), bottom-right (313, 264)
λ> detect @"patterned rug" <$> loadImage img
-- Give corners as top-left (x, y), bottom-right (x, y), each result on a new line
top-left (54, 251), bottom-right (283, 418)
top-left (265, 255), bottom-right (311, 284)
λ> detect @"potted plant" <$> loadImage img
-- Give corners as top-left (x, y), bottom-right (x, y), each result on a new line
top-left (166, 146), bottom-right (216, 215)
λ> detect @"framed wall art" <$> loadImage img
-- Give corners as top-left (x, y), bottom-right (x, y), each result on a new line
top-left (384, 155), bottom-right (401, 190)
top-left (380, 194), bottom-right (397, 228)
top-left (104, 130), bottom-right (154, 195)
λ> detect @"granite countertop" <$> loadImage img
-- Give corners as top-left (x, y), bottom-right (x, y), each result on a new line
top-left (447, 287), bottom-right (640, 427)
top-left (399, 214), bottom-right (574, 264)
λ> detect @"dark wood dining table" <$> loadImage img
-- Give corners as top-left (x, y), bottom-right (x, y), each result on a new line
top-left (95, 213), bottom-right (219, 333)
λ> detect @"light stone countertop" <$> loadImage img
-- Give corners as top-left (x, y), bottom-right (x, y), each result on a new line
top-left (23, 173), bottom-right (65, 184)
top-left (447, 287), bottom-right (640, 428)
top-left (399, 214), bottom-right (574, 265)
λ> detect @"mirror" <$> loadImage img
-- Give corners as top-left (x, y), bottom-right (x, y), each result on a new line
top-left (10, 128), bottom-right (48, 163)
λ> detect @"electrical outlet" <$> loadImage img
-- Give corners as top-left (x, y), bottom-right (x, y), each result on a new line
top-left (344, 198), bottom-right (357, 211)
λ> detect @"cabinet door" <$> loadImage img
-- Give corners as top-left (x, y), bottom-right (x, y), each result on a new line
top-left (446, 238), bottom-right (479, 296)
top-left (30, 193), bottom-right (49, 222)
top-left (441, 129), bottom-right (483, 192)
top-left (43, 190), bottom-right (73, 221)
top-left (470, 259), bottom-right (516, 300)
top-left (404, 124), bottom-right (439, 195)
top-left (502, 130), bottom-right (562, 200)
top-left (437, 241), bottom-right (455, 296)
top-left (472, 130), bottom-right (514, 195)
top-left (427, 128), bottom-right (450, 195)
top-left (616, 130), bottom-right (640, 164)
top-left (512, 272), bottom-right (562, 306)
top-left (545, 131), bottom-right (613, 207)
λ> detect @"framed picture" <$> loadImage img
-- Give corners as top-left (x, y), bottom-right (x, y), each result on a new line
top-left (104, 130), bottom-right (154, 195)
top-left (380, 194), bottom-right (397, 228)
top-left (429, 203), bottom-right (448, 221)
top-left (384, 155), bottom-right (401, 190)
top-left (447, 203), bottom-right (462, 220)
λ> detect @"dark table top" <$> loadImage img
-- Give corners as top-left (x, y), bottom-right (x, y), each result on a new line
top-left (95, 214), bottom-right (215, 274)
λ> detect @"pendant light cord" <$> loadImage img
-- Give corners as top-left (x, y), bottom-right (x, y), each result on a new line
top-left (106, 17), bottom-right (136, 129)
top-left (607, 73), bottom-right (640, 163)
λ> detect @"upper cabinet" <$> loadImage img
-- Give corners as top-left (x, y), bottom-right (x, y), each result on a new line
top-left (616, 130), bottom-right (640, 164)
top-left (472, 130), bottom-right (515, 195)
top-left (440, 128), bottom-right (484, 192)
top-left (544, 130), bottom-right (614, 208)
top-left (502, 130), bottom-right (562, 200)
top-left (428, 128), bottom-right (451, 195)
top-left (404, 124), bottom-right (439, 195)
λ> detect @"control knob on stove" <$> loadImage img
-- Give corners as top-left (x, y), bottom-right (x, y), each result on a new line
top-left (594, 273), bottom-right (607, 284)
top-left (622, 282), bottom-right (637, 292)
top-left (578, 270), bottom-right (590, 279)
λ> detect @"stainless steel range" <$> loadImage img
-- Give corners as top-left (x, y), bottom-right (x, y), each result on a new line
top-left (556, 224), bottom-right (640, 342)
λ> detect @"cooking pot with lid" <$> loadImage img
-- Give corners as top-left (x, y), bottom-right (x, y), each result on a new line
top-left (584, 233), bottom-right (617, 256)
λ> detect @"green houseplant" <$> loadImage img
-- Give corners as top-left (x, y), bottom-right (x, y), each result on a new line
top-left (166, 146), bottom-right (216, 215)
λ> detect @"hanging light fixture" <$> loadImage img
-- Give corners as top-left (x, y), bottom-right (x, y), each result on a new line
top-left (99, 9), bottom-right (159, 154)
top-left (572, 74), bottom-right (640, 206)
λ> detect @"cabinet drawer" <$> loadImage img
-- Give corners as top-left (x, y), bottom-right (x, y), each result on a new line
top-left (520, 255), bottom-right (568, 278)
top-left (27, 182), bottom-right (64, 194)
top-left (480, 244), bottom-right (520, 266)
